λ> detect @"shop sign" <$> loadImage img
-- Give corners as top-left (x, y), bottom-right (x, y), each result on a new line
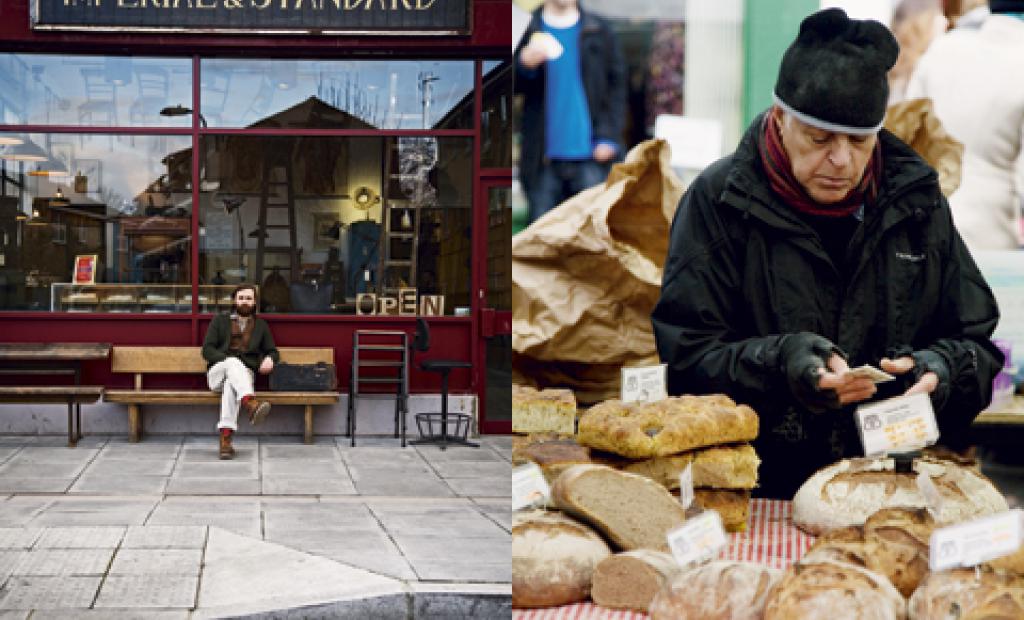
top-left (355, 288), bottom-right (444, 316)
top-left (855, 392), bottom-right (939, 457)
top-left (929, 510), bottom-right (1023, 571)
top-left (32, 0), bottom-right (471, 35)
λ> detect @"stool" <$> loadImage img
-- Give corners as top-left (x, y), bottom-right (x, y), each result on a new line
top-left (409, 318), bottom-right (479, 450)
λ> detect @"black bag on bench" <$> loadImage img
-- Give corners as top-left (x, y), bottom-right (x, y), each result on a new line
top-left (270, 363), bottom-right (338, 391)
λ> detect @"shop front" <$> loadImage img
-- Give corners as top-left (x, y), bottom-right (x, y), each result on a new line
top-left (0, 0), bottom-right (512, 435)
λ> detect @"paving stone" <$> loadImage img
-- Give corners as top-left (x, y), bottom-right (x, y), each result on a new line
top-left (164, 478), bottom-right (261, 495)
top-left (262, 506), bottom-right (376, 531)
top-left (0, 529), bottom-right (41, 550)
top-left (172, 462), bottom-right (258, 479)
top-left (122, 526), bottom-right (207, 549)
top-left (0, 499), bottom-right (53, 528)
top-left (35, 526), bottom-right (125, 549)
top-left (110, 549), bottom-right (202, 575)
top-left (261, 445), bottom-right (341, 460)
top-left (0, 575), bottom-right (102, 609)
top-left (5, 448), bottom-right (99, 463)
top-left (29, 499), bottom-right (157, 527)
top-left (369, 505), bottom-right (507, 538)
top-left (68, 476), bottom-right (168, 496)
top-left (414, 446), bottom-right (506, 463)
top-left (413, 560), bottom-right (511, 582)
top-left (178, 448), bottom-right (257, 464)
top-left (334, 436), bottom-right (407, 448)
top-left (0, 479), bottom-right (73, 494)
top-left (350, 476), bottom-right (455, 497)
top-left (444, 477), bottom-right (511, 498)
top-left (13, 549), bottom-right (114, 576)
top-left (427, 461), bottom-right (510, 479)
top-left (261, 477), bottom-right (357, 495)
top-left (0, 552), bottom-right (27, 580)
top-left (84, 460), bottom-right (175, 476)
top-left (393, 535), bottom-right (511, 581)
top-left (94, 574), bottom-right (198, 609)
top-left (146, 512), bottom-right (261, 539)
top-left (0, 611), bottom-right (28, 619)
top-left (0, 462), bottom-right (85, 478)
top-left (292, 540), bottom-right (418, 581)
top-left (31, 611), bottom-right (189, 619)
top-left (260, 460), bottom-right (347, 476)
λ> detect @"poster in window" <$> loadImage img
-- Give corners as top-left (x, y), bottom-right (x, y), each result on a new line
top-left (73, 254), bottom-right (98, 285)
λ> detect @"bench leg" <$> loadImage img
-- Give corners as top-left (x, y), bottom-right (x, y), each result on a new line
top-left (128, 404), bottom-right (142, 443)
top-left (66, 399), bottom-right (76, 448)
top-left (304, 405), bottom-right (313, 445)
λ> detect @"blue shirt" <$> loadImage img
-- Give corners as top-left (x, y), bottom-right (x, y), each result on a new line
top-left (543, 20), bottom-right (593, 160)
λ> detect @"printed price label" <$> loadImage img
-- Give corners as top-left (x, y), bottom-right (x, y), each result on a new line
top-left (512, 463), bottom-right (551, 511)
top-left (855, 392), bottom-right (939, 457)
top-left (679, 464), bottom-right (694, 510)
top-left (916, 471), bottom-right (945, 516)
top-left (621, 364), bottom-right (668, 404)
top-left (929, 510), bottom-right (1024, 571)
top-left (666, 510), bottom-right (727, 568)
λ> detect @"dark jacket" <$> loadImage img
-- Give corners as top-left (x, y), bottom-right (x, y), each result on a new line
top-left (652, 112), bottom-right (1003, 499)
top-left (202, 314), bottom-right (280, 372)
top-left (514, 7), bottom-right (626, 192)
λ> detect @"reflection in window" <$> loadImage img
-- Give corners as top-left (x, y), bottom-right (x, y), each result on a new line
top-left (482, 60), bottom-right (513, 168)
top-left (0, 54), bottom-right (193, 127)
top-left (0, 133), bottom-right (193, 312)
top-left (199, 59), bottom-right (474, 130)
top-left (197, 135), bottom-right (472, 314)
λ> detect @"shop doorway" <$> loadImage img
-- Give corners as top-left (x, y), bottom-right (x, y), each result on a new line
top-left (477, 179), bottom-right (512, 434)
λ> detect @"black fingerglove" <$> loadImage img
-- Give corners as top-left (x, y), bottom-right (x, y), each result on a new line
top-left (911, 349), bottom-right (952, 412)
top-left (778, 332), bottom-right (845, 414)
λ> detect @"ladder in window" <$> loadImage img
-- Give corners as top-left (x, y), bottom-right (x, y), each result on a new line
top-left (254, 146), bottom-right (300, 285)
top-left (381, 139), bottom-right (420, 295)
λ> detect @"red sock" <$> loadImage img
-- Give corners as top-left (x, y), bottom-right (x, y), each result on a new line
top-left (241, 395), bottom-right (253, 406)
top-left (221, 428), bottom-right (232, 437)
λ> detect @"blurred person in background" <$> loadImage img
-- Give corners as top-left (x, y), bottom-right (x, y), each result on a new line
top-left (906, 0), bottom-right (1024, 251)
top-left (652, 8), bottom-right (1003, 498)
top-left (515, 0), bottom-right (626, 224)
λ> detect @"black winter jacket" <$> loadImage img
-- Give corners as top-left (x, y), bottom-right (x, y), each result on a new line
top-left (652, 112), bottom-right (1003, 499)
top-left (202, 314), bottom-right (280, 373)
top-left (514, 7), bottom-right (626, 192)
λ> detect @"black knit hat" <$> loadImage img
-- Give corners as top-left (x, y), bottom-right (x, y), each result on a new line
top-left (989, 0), bottom-right (1024, 14)
top-left (773, 8), bottom-right (899, 135)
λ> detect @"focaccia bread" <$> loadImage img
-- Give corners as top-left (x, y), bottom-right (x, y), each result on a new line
top-left (793, 457), bottom-right (1007, 535)
top-left (764, 559), bottom-right (907, 620)
top-left (512, 509), bottom-right (611, 608)
top-left (908, 568), bottom-right (1024, 620)
top-left (591, 550), bottom-right (680, 612)
top-left (551, 464), bottom-right (687, 551)
top-left (512, 437), bottom-right (592, 481)
top-left (802, 507), bottom-right (935, 598)
top-left (512, 385), bottom-right (577, 434)
top-left (694, 489), bottom-right (751, 533)
top-left (649, 561), bottom-right (782, 620)
top-left (577, 394), bottom-right (759, 458)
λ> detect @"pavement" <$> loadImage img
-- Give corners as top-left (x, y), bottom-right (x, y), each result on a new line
top-left (0, 433), bottom-right (512, 618)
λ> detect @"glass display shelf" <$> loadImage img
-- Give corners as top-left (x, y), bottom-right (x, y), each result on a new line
top-left (50, 284), bottom-right (246, 314)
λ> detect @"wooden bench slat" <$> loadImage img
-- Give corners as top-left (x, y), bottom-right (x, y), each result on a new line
top-left (111, 347), bottom-right (334, 373)
top-left (0, 386), bottom-right (103, 405)
top-left (105, 390), bottom-right (339, 405)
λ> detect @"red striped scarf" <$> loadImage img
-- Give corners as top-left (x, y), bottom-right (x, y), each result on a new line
top-left (758, 111), bottom-right (883, 218)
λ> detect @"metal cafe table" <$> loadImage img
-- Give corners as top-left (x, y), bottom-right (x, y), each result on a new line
top-left (0, 343), bottom-right (111, 446)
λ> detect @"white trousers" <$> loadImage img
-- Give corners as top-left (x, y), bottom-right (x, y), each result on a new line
top-left (207, 357), bottom-right (254, 431)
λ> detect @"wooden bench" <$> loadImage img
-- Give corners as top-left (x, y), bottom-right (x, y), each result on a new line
top-left (0, 386), bottom-right (104, 447)
top-left (105, 347), bottom-right (340, 443)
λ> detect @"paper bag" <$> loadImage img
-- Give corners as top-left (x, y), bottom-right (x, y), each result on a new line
top-left (512, 140), bottom-right (685, 404)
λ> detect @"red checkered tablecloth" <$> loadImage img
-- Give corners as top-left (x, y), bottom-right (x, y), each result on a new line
top-left (513, 499), bottom-right (815, 620)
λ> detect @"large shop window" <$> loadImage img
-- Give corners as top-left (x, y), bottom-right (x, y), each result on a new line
top-left (481, 60), bottom-right (513, 169)
top-left (199, 59), bottom-right (474, 130)
top-left (197, 135), bottom-right (473, 315)
top-left (0, 133), bottom-right (194, 312)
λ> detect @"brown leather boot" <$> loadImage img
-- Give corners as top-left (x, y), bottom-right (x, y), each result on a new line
top-left (243, 398), bottom-right (271, 426)
top-left (219, 432), bottom-right (234, 460)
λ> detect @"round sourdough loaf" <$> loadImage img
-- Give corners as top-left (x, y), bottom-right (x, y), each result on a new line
top-left (792, 457), bottom-right (1007, 535)
top-left (591, 550), bottom-right (680, 612)
top-left (764, 559), bottom-right (907, 620)
top-left (648, 560), bottom-right (782, 620)
top-left (908, 568), bottom-right (1024, 620)
top-left (512, 510), bottom-right (611, 608)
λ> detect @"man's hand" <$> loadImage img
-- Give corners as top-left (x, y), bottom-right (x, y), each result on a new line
top-left (593, 143), bottom-right (616, 163)
top-left (519, 43), bottom-right (547, 70)
top-left (880, 356), bottom-right (940, 397)
top-left (819, 354), bottom-right (877, 405)
top-left (259, 357), bottom-right (274, 375)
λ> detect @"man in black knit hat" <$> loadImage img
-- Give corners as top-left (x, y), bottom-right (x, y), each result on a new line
top-left (652, 8), bottom-right (1004, 498)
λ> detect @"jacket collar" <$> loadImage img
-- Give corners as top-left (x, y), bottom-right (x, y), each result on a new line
top-left (529, 5), bottom-right (602, 34)
top-left (720, 111), bottom-right (940, 234)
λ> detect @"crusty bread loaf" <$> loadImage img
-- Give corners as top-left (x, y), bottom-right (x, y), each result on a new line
top-left (616, 443), bottom-right (760, 490)
top-left (591, 550), bottom-right (680, 612)
top-left (987, 544), bottom-right (1024, 575)
top-left (793, 457), bottom-right (1007, 535)
top-left (513, 385), bottom-right (576, 434)
top-left (648, 561), bottom-right (782, 620)
top-left (512, 438), bottom-right (593, 482)
top-left (764, 559), bottom-right (907, 620)
top-left (908, 568), bottom-right (1024, 620)
top-left (551, 464), bottom-right (687, 551)
top-left (802, 507), bottom-right (935, 598)
top-left (512, 509), bottom-right (611, 608)
top-left (694, 489), bottom-right (751, 533)
top-left (577, 394), bottom-right (759, 458)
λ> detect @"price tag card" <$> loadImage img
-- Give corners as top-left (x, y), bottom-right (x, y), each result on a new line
top-left (666, 510), bottom-right (727, 568)
top-left (621, 364), bottom-right (668, 404)
top-left (512, 463), bottom-right (551, 511)
top-left (679, 464), bottom-right (694, 510)
top-left (929, 510), bottom-right (1023, 571)
top-left (855, 392), bottom-right (939, 457)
